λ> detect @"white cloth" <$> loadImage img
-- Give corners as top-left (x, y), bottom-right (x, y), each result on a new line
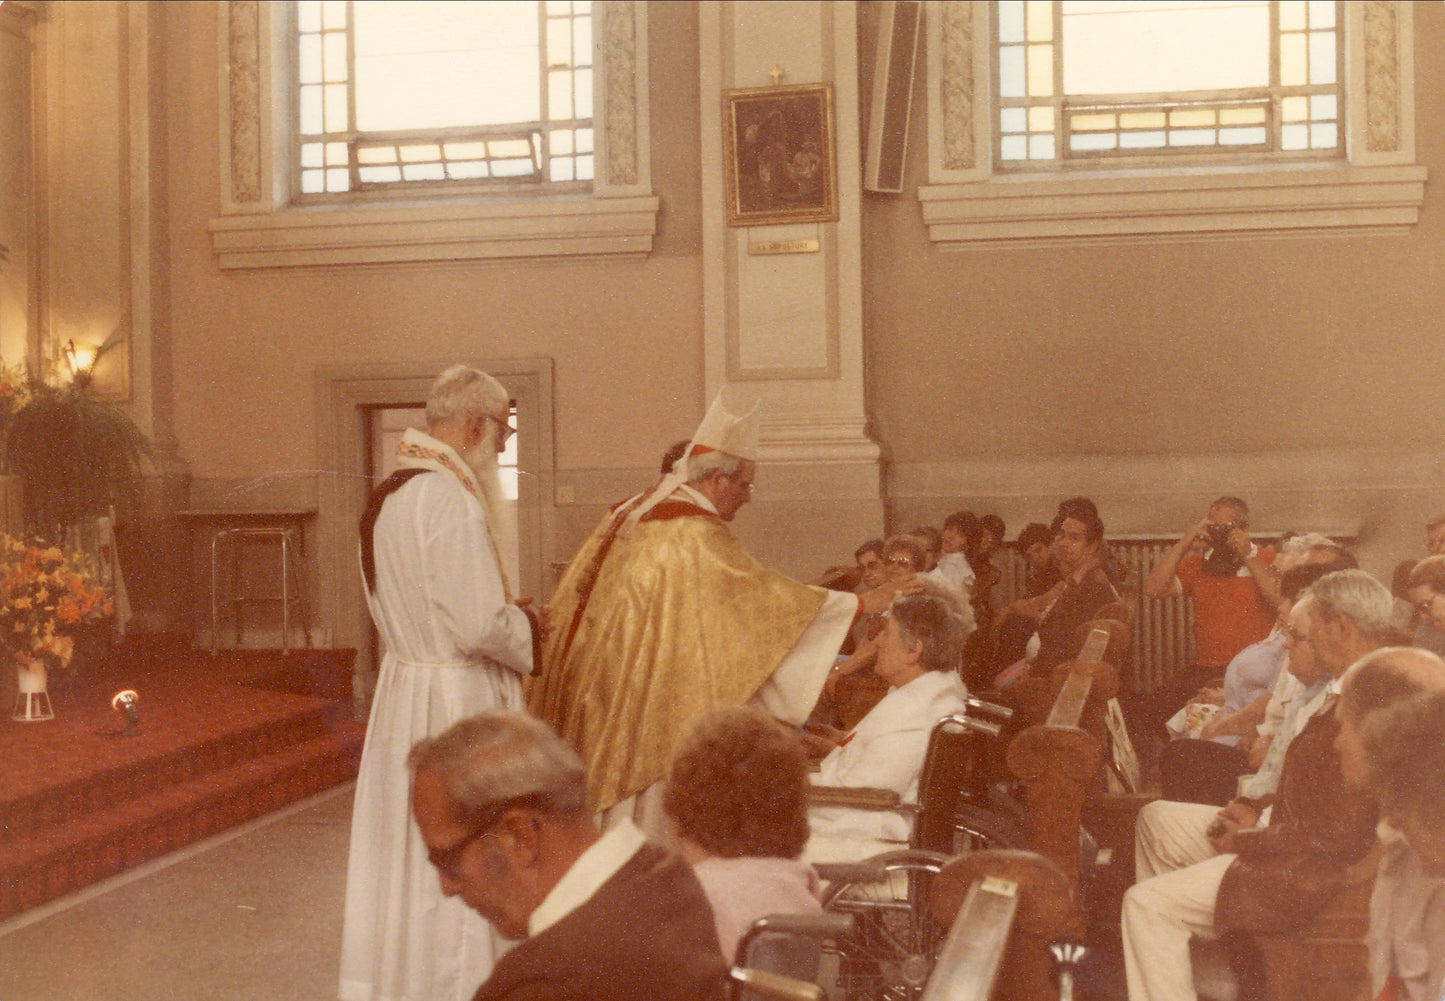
top-left (806, 670), bottom-right (969, 849)
top-left (1241, 676), bottom-right (1332, 801)
top-left (1369, 823), bottom-right (1445, 1001)
top-left (935, 551), bottom-right (976, 591)
top-left (1122, 851), bottom-right (1236, 1001)
top-left (692, 855), bottom-right (822, 961)
top-left (529, 820), bottom-right (648, 937)
top-left (339, 460), bottom-right (536, 1001)
top-left (1126, 799), bottom-right (1240, 1001)
top-left (1136, 799), bottom-right (1224, 882)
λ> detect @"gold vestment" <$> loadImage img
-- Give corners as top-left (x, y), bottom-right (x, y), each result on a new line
top-left (530, 499), bottom-right (830, 813)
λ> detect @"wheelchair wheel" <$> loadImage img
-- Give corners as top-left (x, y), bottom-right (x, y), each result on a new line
top-left (820, 849), bottom-right (950, 1001)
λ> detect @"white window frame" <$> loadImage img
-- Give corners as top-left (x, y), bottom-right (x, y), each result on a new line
top-left (918, 0), bottom-right (1425, 248)
top-left (209, 0), bottom-right (656, 269)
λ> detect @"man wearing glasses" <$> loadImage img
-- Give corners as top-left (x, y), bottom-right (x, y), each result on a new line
top-left (409, 711), bottom-right (726, 1001)
top-left (533, 393), bottom-right (902, 840)
top-left (342, 365), bottom-right (543, 1001)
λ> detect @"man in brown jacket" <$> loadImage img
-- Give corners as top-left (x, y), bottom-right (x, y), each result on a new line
top-left (409, 711), bottom-right (727, 1001)
top-left (1121, 570), bottom-right (1394, 1001)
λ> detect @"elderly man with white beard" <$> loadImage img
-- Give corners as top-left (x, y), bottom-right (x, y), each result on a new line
top-left (340, 365), bottom-right (542, 1001)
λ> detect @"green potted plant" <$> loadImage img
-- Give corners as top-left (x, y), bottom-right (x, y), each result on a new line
top-left (2, 341), bottom-right (151, 542)
top-left (0, 359), bottom-right (30, 534)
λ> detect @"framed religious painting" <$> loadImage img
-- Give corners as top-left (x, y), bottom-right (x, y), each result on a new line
top-left (722, 83), bottom-right (838, 227)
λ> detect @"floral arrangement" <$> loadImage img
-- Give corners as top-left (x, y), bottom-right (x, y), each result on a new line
top-left (0, 532), bottom-right (115, 671)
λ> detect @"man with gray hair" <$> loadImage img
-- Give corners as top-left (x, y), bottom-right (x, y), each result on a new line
top-left (1122, 569), bottom-right (1393, 1001)
top-left (342, 365), bottom-right (542, 1001)
top-left (532, 393), bottom-right (903, 838)
top-left (409, 711), bottom-right (726, 1001)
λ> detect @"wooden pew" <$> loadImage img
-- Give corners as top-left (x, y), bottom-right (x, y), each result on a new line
top-left (1239, 839), bottom-right (1381, 1001)
top-left (1004, 625), bottom-right (1119, 898)
top-left (927, 849), bottom-right (1084, 1001)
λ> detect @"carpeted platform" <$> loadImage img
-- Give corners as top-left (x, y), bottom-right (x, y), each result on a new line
top-left (0, 640), bottom-right (365, 922)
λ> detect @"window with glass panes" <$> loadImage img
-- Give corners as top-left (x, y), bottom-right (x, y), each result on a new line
top-left (994, 1), bottom-right (1341, 168)
top-left (294, 0), bottom-right (593, 198)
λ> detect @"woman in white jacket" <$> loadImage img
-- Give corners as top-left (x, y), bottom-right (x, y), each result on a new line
top-left (805, 581), bottom-right (972, 862)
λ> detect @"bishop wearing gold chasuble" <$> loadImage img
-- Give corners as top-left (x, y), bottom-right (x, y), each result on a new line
top-left (529, 395), bottom-right (873, 835)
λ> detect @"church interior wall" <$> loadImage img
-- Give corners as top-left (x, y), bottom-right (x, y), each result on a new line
top-left (856, 2), bottom-right (1445, 577)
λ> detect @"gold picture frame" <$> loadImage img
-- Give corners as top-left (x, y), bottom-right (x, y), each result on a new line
top-left (722, 83), bottom-right (838, 228)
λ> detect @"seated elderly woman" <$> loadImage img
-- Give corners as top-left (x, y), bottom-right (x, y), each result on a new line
top-left (802, 580), bottom-right (972, 863)
top-left (1340, 650), bottom-right (1445, 1001)
top-left (663, 706), bottom-right (821, 961)
top-left (824, 534), bottom-right (967, 730)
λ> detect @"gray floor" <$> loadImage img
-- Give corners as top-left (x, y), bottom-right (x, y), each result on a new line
top-left (0, 784), bottom-right (354, 1001)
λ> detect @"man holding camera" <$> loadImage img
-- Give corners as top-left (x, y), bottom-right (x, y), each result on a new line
top-left (1141, 498), bottom-right (1281, 741)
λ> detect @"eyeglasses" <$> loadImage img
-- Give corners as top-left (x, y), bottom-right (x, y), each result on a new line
top-left (427, 824), bottom-right (498, 881)
top-left (424, 792), bottom-right (547, 879)
top-left (1416, 593), bottom-right (1441, 616)
top-left (1283, 624), bottom-right (1312, 646)
top-left (885, 556), bottom-right (917, 568)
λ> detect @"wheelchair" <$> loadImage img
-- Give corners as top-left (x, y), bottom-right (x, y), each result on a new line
top-left (809, 702), bottom-right (1031, 1000)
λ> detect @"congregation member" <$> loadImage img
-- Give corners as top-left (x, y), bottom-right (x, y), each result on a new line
top-left (341, 366), bottom-right (541, 1001)
top-left (1405, 555), bottom-right (1445, 654)
top-left (1159, 556), bottom-right (1350, 805)
top-left (910, 524), bottom-right (943, 572)
top-left (994, 496), bottom-right (1119, 685)
top-left (938, 509), bottom-right (979, 591)
top-left (1141, 497), bottom-right (1281, 738)
top-left (1122, 570), bottom-right (1394, 1001)
top-left (409, 711), bottom-right (727, 1001)
top-left (530, 394), bottom-right (900, 838)
top-left (663, 706), bottom-right (821, 960)
top-left (803, 582), bottom-right (972, 862)
top-left (1350, 673), bottom-right (1445, 1001)
top-left (1397, 516), bottom-right (1445, 657)
top-left (826, 534), bottom-right (942, 729)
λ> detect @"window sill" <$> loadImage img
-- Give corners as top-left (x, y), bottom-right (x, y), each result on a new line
top-left (207, 194), bottom-right (661, 269)
top-left (917, 162), bottom-right (1427, 248)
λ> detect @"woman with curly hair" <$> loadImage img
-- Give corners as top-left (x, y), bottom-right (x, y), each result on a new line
top-left (663, 706), bottom-right (821, 959)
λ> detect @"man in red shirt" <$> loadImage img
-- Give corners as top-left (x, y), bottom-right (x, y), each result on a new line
top-left (1145, 497), bottom-right (1280, 690)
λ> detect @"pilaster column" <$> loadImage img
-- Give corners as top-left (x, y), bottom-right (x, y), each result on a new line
top-left (699, 1), bottom-right (882, 578)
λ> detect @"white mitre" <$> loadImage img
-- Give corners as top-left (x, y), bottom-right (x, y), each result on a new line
top-left (621, 391), bottom-right (762, 534)
top-left (686, 391), bottom-right (761, 463)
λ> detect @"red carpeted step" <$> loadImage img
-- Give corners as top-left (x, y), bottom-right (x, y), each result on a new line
top-left (0, 722), bottom-right (364, 922)
top-left (0, 700), bottom-right (339, 847)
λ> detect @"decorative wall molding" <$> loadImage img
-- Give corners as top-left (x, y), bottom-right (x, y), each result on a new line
top-left (211, 0), bottom-right (656, 266)
top-left (226, 0), bottom-right (262, 205)
top-left (938, 1), bottom-right (974, 172)
top-left (918, 163), bottom-right (1427, 248)
top-left (207, 193), bottom-right (660, 269)
top-left (597, 0), bottom-right (643, 191)
top-left (1362, 1), bottom-right (1401, 154)
top-left (920, 0), bottom-right (1424, 247)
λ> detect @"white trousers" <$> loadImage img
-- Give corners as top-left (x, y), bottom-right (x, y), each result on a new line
top-left (1123, 799), bottom-right (1238, 1001)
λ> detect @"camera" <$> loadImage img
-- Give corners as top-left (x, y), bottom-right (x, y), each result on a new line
top-left (1205, 522), bottom-right (1236, 549)
top-left (1201, 522), bottom-right (1244, 575)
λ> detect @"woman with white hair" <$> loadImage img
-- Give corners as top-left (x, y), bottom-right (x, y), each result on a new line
top-left (803, 581), bottom-right (972, 862)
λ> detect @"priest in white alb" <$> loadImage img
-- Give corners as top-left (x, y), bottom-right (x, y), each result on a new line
top-left (339, 365), bottom-right (539, 1001)
top-left (529, 393), bottom-right (900, 838)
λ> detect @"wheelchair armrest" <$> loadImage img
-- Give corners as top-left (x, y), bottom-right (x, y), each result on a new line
top-left (807, 785), bottom-right (906, 809)
top-left (812, 861), bottom-right (890, 886)
top-left (728, 968), bottom-right (824, 1001)
top-left (967, 696), bottom-right (1015, 721)
top-left (746, 912), bottom-right (855, 939)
